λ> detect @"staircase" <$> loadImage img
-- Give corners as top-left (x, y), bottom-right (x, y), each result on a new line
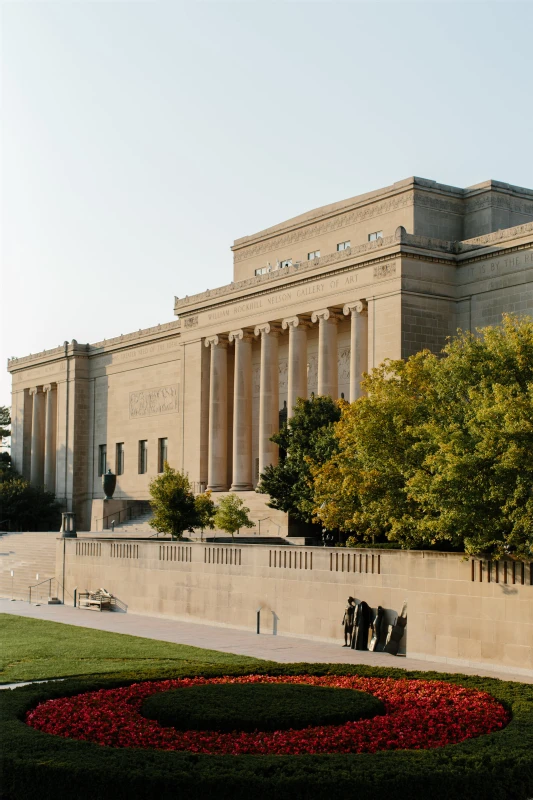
top-left (106, 507), bottom-right (154, 535)
top-left (0, 532), bottom-right (57, 602)
top-left (99, 492), bottom-right (289, 539)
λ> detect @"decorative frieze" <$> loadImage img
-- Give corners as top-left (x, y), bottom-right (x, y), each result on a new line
top-left (232, 193), bottom-right (413, 263)
top-left (129, 385), bottom-right (178, 419)
top-left (373, 262), bottom-right (397, 279)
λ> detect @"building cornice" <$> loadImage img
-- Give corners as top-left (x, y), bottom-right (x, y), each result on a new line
top-left (8, 320), bottom-right (182, 372)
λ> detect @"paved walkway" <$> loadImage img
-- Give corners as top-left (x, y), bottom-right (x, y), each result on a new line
top-left (2, 599), bottom-right (531, 684)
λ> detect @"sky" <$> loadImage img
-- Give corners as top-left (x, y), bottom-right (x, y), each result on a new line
top-left (1, 0), bottom-right (532, 408)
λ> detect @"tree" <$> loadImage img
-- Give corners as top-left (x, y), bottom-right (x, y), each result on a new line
top-left (213, 494), bottom-right (253, 540)
top-left (313, 314), bottom-right (533, 559)
top-left (0, 477), bottom-right (61, 531)
top-left (194, 490), bottom-right (217, 541)
top-left (0, 406), bottom-right (10, 443)
top-left (258, 395), bottom-right (341, 525)
top-left (148, 463), bottom-right (200, 540)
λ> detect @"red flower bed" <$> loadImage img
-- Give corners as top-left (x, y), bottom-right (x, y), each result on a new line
top-left (26, 674), bottom-right (509, 756)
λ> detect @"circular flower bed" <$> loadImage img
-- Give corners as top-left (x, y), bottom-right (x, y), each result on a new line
top-left (26, 673), bottom-right (509, 755)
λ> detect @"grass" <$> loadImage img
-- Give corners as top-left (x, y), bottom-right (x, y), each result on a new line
top-left (0, 613), bottom-right (264, 683)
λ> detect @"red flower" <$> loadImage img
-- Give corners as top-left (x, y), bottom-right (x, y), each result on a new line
top-left (26, 675), bottom-right (510, 756)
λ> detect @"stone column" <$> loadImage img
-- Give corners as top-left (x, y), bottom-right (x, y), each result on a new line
top-left (343, 301), bottom-right (368, 401)
top-left (255, 322), bottom-right (280, 475)
top-left (311, 308), bottom-right (339, 398)
top-left (43, 384), bottom-right (57, 493)
top-left (282, 315), bottom-right (308, 418)
top-left (229, 329), bottom-right (253, 491)
top-left (29, 387), bottom-right (45, 486)
top-left (205, 335), bottom-right (229, 491)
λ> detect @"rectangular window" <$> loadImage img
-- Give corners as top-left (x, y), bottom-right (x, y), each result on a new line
top-left (368, 231), bottom-right (383, 242)
top-left (337, 241), bottom-right (351, 251)
top-left (138, 440), bottom-right (148, 474)
top-left (98, 444), bottom-right (107, 477)
top-left (116, 443), bottom-right (124, 476)
top-left (307, 250), bottom-right (320, 260)
top-left (255, 266), bottom-right (270, 276)
top-left (280, 259), bottom-right (292, 268)
top-left (158, 437), bottom-right (168, 473)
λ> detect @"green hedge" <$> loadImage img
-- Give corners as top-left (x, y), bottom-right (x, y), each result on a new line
top-left (1, 663), bottom-right (532, 800)
top-left (141, 682), bottom-right (384, 732)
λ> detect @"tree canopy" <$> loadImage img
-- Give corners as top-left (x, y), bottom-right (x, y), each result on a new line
top-left (313, 314), bottom-right (533, 559)
top-left (257, 395), bottom-right (341, 525)
top-left (149, 463), bottom-right (199, 540)
top-left (213, 494), bottom-right (253, 539)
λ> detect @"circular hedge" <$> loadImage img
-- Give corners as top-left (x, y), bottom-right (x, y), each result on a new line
top-left (141, 682), bottom-right (384, 732)
top-left (1, 663), bottom-right (533, 800)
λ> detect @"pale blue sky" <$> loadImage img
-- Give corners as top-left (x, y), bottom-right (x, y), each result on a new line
top-left (1, 1), bottom-right (532, 407)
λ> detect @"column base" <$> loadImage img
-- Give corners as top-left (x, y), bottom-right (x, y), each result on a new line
top-left (206, 484), bottom-right (229, 492)
top-left (230, 483), bottom-right (253, 491)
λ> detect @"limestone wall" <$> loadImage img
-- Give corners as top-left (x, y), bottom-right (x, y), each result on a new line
top-left (58, 540), bottom-right (533, 676)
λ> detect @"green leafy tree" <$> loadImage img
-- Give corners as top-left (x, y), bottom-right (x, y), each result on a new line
top-left (0, 406), bottom-right (10, 442)
top-left (258, 395), bottom-right (341, 525)
top-left (313, 314), bottom-right (533, 559)
top-left (213, 494), bottom-right (253, 540)
top-left (194, 490), bottom-right (217, 541)
top-left (0, 477), bottom-right (61, 531)
top-left (148, 463), bottom-right (200, 540)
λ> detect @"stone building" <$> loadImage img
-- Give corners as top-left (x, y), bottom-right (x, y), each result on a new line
top-left (7, 176), bottom-right (533, 531)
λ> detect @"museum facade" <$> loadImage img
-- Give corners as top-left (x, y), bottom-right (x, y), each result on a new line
top-left (8, 176), bottom-right (533, 530)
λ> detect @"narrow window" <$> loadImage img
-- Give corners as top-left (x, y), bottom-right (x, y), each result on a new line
top-left (116, 443), bottom-right (124, 476)
top-left (138, 440), bottom-right (148, 474)
top-left (337, 241), bottom-right (351, 251)
top-left (307, 250), bottom-right (320, 260)
top-left (98, 444), bottom-right (107, 477)
top-left (158, 437), bottom-right (168, 472)
top-left (368, 231), bottom-right (383, 242)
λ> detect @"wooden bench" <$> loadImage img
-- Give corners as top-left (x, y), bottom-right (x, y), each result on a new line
top-left (78, 588), bottom-right (113, 612)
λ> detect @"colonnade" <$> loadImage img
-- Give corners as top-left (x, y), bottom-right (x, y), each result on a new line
top-left (28, 383), bottom-right (57, 491)
top-left (204, 301), bottom-right (368, 492)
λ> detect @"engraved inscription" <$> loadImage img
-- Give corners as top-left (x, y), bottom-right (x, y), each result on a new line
top-left (129, 385), bottom-right (178, 419)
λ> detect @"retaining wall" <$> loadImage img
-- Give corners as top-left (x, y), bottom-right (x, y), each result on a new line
top-left (56, 538), bottom-right (533, 676)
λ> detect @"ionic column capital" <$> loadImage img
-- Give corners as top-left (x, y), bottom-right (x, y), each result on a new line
top-left (282, 315), bottom-right (311, 330)
top-left (42, 383), bottom-right (56, 393)
top-left (29, 386), bottom-right (40, 396)
top-left (343, 300), bottom-right (368, 317)
top-left (229, 329), bottom-right (254, 344)
top-left (311, 308), bottom-right (341, 324)
top-left (205, 334), bottom-right (229, 349)
top-left (254, 322), bottom-right (281, 337)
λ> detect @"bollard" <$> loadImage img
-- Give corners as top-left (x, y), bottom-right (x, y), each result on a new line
top-left (73, 587), bottom-right (77, 608)
top-left (256, 607), bottom-right (262, 634)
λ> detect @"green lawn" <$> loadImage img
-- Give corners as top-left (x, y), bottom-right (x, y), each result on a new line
top-left (0, 614), bottom-right (264, 683)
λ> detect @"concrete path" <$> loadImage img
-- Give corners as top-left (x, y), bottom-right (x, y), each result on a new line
top-left (2, 599), bottom-right (531, 684)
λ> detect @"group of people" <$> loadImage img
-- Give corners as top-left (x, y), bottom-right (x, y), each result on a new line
top-left (341, 596), bottom-right (384, 651)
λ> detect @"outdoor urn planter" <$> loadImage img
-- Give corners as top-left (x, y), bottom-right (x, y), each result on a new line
top-left (103, 469), bottom-right (117, 500)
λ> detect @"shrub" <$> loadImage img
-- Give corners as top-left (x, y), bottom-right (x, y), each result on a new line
top-left (1, 663), bottom-right (532, 800)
